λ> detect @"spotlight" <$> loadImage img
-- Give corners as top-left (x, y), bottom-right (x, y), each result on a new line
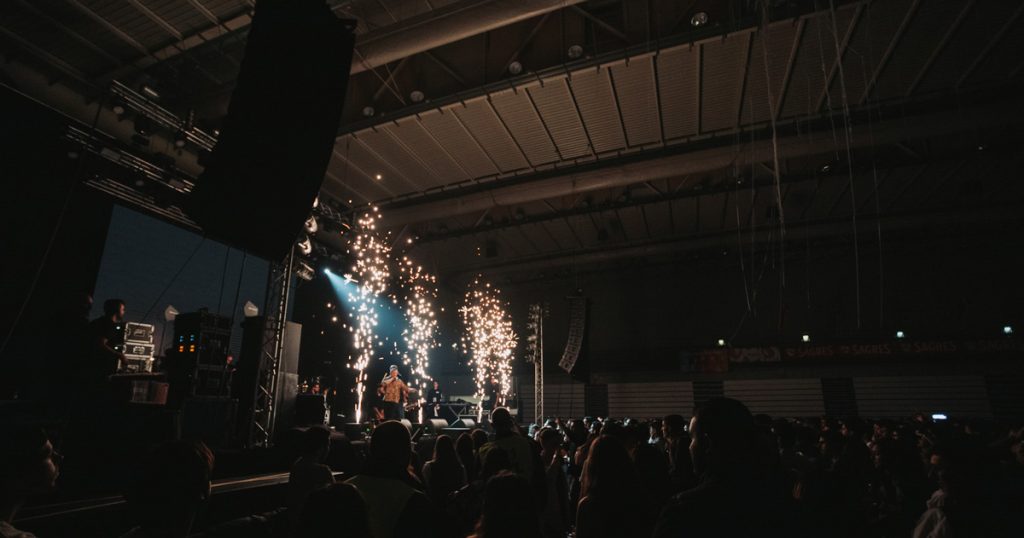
top-left (327, 302), bottom-right (332, 308)
top-left (296, 260), bottom-right (315, 281)
top-left (297, 236), bottom-right (312, 256)
top-left (690, 12), bottom-right (709, 27)
top-left (717, 339), bottom-right (726, 347)
top-left (406, 237), bottom-right (413, 244)
top-left (362, 106), bottom-right (375, 117)
top-left (374, 173), bottom-right (382, 181)
top-left (331, 316), bottom-right (338, 322)
top-left (896, 330), bottom-right (905, 339)
top-left (112, 104), bottom-right (125, 116)
top-left (508, 61), bottom-right (523, 75)
top-left (1004, 325), bottom-right (1014, 335)
top-left (820, 163), bottom-right (832, 173)
top-left (323, 267), bottom-right (332, 275)
top-left (410, 90), bottom-right (425, 103)
top-left (801, 334), bottom-right (810, 343)
top-left (567, 44), bottom-right (584, 59)
top-left (305, 215), bottom-right (319, 234)
top-left (174, 131), bottom-right (187, 148)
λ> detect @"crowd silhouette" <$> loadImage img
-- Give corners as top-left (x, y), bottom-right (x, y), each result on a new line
top-left (3, 397), bottom-right (1022, 537)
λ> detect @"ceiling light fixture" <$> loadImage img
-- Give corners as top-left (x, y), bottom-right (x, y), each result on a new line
top-left (362, 106), bottom-right (375, 117)
top-left (410, 90), bottom-right (425, 103)
top-left (567, 45), bottom-right (584, 59)
top-left (508, 61), bottom-right (523, 75)
top-left (690, 12), bottom-right (709, 27)
top-left (801, 334), bottom-right (810, 343)
top-left (140, 84), bottom-right (160, 101)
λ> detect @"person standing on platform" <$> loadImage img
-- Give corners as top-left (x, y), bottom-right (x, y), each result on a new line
top-left (378, 365), bottom-right (409, 421)
top-left (426, 380), bottom-right (443, 419)
top-left (86, 299), bottom-right (127, 381)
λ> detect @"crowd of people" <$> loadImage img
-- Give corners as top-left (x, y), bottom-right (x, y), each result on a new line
top-left (3, 398), bottom-right (1023, 537)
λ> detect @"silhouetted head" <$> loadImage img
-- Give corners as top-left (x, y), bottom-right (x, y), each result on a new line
top-left (103, 299), bottom-right (126, 321)
top-left (490, 407), bottom-right (514, 434)
top-left (689, 398), bottom-right (759, 475)
top-left (581, 435), bottom-right (636, 501)
top-left (473, 472), bottom-right (541, 538)
top-left (1, 427), bottom-right (60, 504)
top-left (471, 428), bottom-right (489, 450)
top-left (302, 426), bottom-right (331, 461)
top-left (663, 414), bottom-right (687, 440)
top-left (369, 420), bottom-right (411, 473)
top-left (433, 434), bottom-right (458, 464)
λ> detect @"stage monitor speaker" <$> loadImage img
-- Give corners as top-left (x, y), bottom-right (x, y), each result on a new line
top-left (453, 418), bottom-right (476, 429)
top-left (187, 0), bottom-right (355, 260)
top-left (342, 423), bottom-right (369, 439)
top-left (428, 418), bottom-right (449, 434)
top-left (399, 419), bottom-right (413, 431)
top-left (233, 316), bottom-right (264, 443)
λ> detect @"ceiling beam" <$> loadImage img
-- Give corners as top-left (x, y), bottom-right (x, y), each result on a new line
top-left (351, 0), bottom-right (587, 75)
top-left (904, 0), bottom-right (973, 97)
top-left (444, 204), bottom-right (1024, 276)
top-left (379, 96), bottom-right (1024, 227)
top-left (414, 151), bottom-right (1002, 243)
top-left (956, 2), bottom-right (1024, 88)
top-left (13, 0), bottom-right (122, 68)
top-left (571, 5), bottom-right (628, 42)
top-left (0, 26), bottom-right (94, 88)
top-left (859, 0), bottom-right (920, 104)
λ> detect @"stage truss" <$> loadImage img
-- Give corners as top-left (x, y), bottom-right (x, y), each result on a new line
top-left (249, 246), bottom-right (295, 447)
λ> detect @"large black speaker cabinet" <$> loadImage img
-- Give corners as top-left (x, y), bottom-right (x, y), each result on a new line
top-left (188, 0), bottom-right (355, 260)
top-left (273, 321), bottom-right (303, 433)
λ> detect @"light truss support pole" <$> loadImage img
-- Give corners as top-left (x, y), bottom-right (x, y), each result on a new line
top-left (250, 246), bottom-right (295, 447)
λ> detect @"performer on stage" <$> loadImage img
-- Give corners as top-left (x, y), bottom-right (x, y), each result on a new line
top-left (377, 365), bottom-right (410, 420)
top-left (86, 299), bottom-right (126, 380)
top-left (426, 380), bottom-right (442, 418)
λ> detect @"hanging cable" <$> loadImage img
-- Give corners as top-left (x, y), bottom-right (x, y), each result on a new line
top-left (758, 1), bottom-right (788, 334)
top-left (140, 237), bottom-right (207, 324)
top-left (826, 0), bottom-right (863, 330)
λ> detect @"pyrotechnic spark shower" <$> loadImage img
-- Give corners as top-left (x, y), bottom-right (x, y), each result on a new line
top-left (348, 208), bottom-right (390, 423)
top-left (459, 277), bottom-right (517, 421)
top-left (398, 258), bottom-right (439, 423)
